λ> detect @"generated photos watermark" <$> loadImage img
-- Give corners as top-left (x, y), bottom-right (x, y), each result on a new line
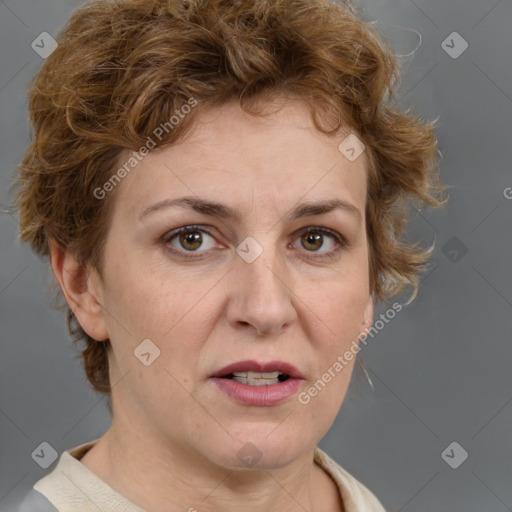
top-left (93, 97), bottom-right (198, 200)
top-left (298, 302), bottom-right (402, 405)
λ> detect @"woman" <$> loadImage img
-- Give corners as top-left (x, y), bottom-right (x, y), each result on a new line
top-left (13, 0), bottom-right (445, 510)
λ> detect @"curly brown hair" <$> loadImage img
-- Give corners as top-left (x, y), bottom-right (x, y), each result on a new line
top-left (13, 0), bottom-right (446, 394)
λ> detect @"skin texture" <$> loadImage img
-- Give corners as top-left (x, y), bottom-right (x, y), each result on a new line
top-left (50, 98), bottom-right (374, 512)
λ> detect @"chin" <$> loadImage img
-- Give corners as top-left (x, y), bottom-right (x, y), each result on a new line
top-left (204, 423), bottom-right (314, 471)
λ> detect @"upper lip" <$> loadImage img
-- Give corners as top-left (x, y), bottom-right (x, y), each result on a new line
top-left (210, 360), bottom-right (304, 379)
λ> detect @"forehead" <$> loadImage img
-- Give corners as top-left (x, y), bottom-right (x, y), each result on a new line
top-left (113, 99), bottom-right (368, 222)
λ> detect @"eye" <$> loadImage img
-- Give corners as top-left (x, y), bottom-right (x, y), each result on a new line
top-left (162, 225), bottom-right (347, 261)
top-left (163, 225), bottom-right (220, 255)
top-left (292, 227), bottom-right (346, 260)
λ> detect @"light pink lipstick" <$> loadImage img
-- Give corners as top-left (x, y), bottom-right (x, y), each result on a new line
top-left (210, 360), bottom-right (303, 406)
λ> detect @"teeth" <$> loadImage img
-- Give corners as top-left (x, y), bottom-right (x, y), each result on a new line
top-left (231, 371), bottom-right (282, 386)
top-left (232, 371), bottom-right (280, 378)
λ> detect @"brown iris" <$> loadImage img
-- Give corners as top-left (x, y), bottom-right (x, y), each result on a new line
top-left (179, 231), bottom-right (203, 251)
top-left (301, 232), bottom-right (323, 251)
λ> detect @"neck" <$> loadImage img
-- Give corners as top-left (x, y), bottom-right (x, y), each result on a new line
top-left (80, 416), bottom-right (342, 512)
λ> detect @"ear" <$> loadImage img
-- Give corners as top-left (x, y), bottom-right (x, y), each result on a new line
top-left (362, 294), bottom-right (374, 333)
top-left (49, 239), bottom-right (109, 341)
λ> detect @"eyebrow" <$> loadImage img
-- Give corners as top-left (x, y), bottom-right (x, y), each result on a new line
top-left (138, 196), bottom-right (362, 222)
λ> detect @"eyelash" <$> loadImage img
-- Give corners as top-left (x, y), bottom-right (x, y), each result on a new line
top-left (162, 225), bottom-right (348, 261)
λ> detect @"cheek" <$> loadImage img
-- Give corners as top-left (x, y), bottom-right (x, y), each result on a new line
top-left (101, 264), bottom-right (218, 373)
top-left (297, 354), bottom-right (355, 443)
top-left (101, 251), bottom-right (179, 331)
top-left (307, 277), bottom-right (369, 339)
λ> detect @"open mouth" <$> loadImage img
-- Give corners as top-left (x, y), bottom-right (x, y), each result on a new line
top-left (210, 360), bottom-right (303, 405)
top-left (220, 371), bottom-right (291, 386)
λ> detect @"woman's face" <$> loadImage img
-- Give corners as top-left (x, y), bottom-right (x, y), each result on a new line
top-left (92, 98), bottom-right (373, 470)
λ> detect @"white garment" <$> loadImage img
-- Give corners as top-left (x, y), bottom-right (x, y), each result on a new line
top-left (26, 439), bottom-right (386, 512)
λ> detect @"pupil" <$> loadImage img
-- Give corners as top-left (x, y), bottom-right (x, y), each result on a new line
top-left (181, 231), bottom-right (202, 250)
top-left (303, 233), bottom-right (322, 251)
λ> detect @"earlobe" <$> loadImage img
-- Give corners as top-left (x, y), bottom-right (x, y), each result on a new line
top-left (362, 294), bottom-right (374, 333)
top-left (49, 239), bottom-right (109, 341)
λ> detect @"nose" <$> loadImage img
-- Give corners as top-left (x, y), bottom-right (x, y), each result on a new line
top-left (226, 245), bottom-right (297, 336)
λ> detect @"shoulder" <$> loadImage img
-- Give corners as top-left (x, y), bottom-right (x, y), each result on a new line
top-left (8, 488), bottom-right (58, 512)
top-left (314, 447), bottom-right (387, 512)
top-left (7, 439), bottom-right (100, 512)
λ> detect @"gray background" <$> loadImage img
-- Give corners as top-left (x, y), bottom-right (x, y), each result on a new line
top-left (1, 0), bottom-right (511, 510)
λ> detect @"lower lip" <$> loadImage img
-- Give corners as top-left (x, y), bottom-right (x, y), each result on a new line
top-left (211, 377), bottom-right (302, 406)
